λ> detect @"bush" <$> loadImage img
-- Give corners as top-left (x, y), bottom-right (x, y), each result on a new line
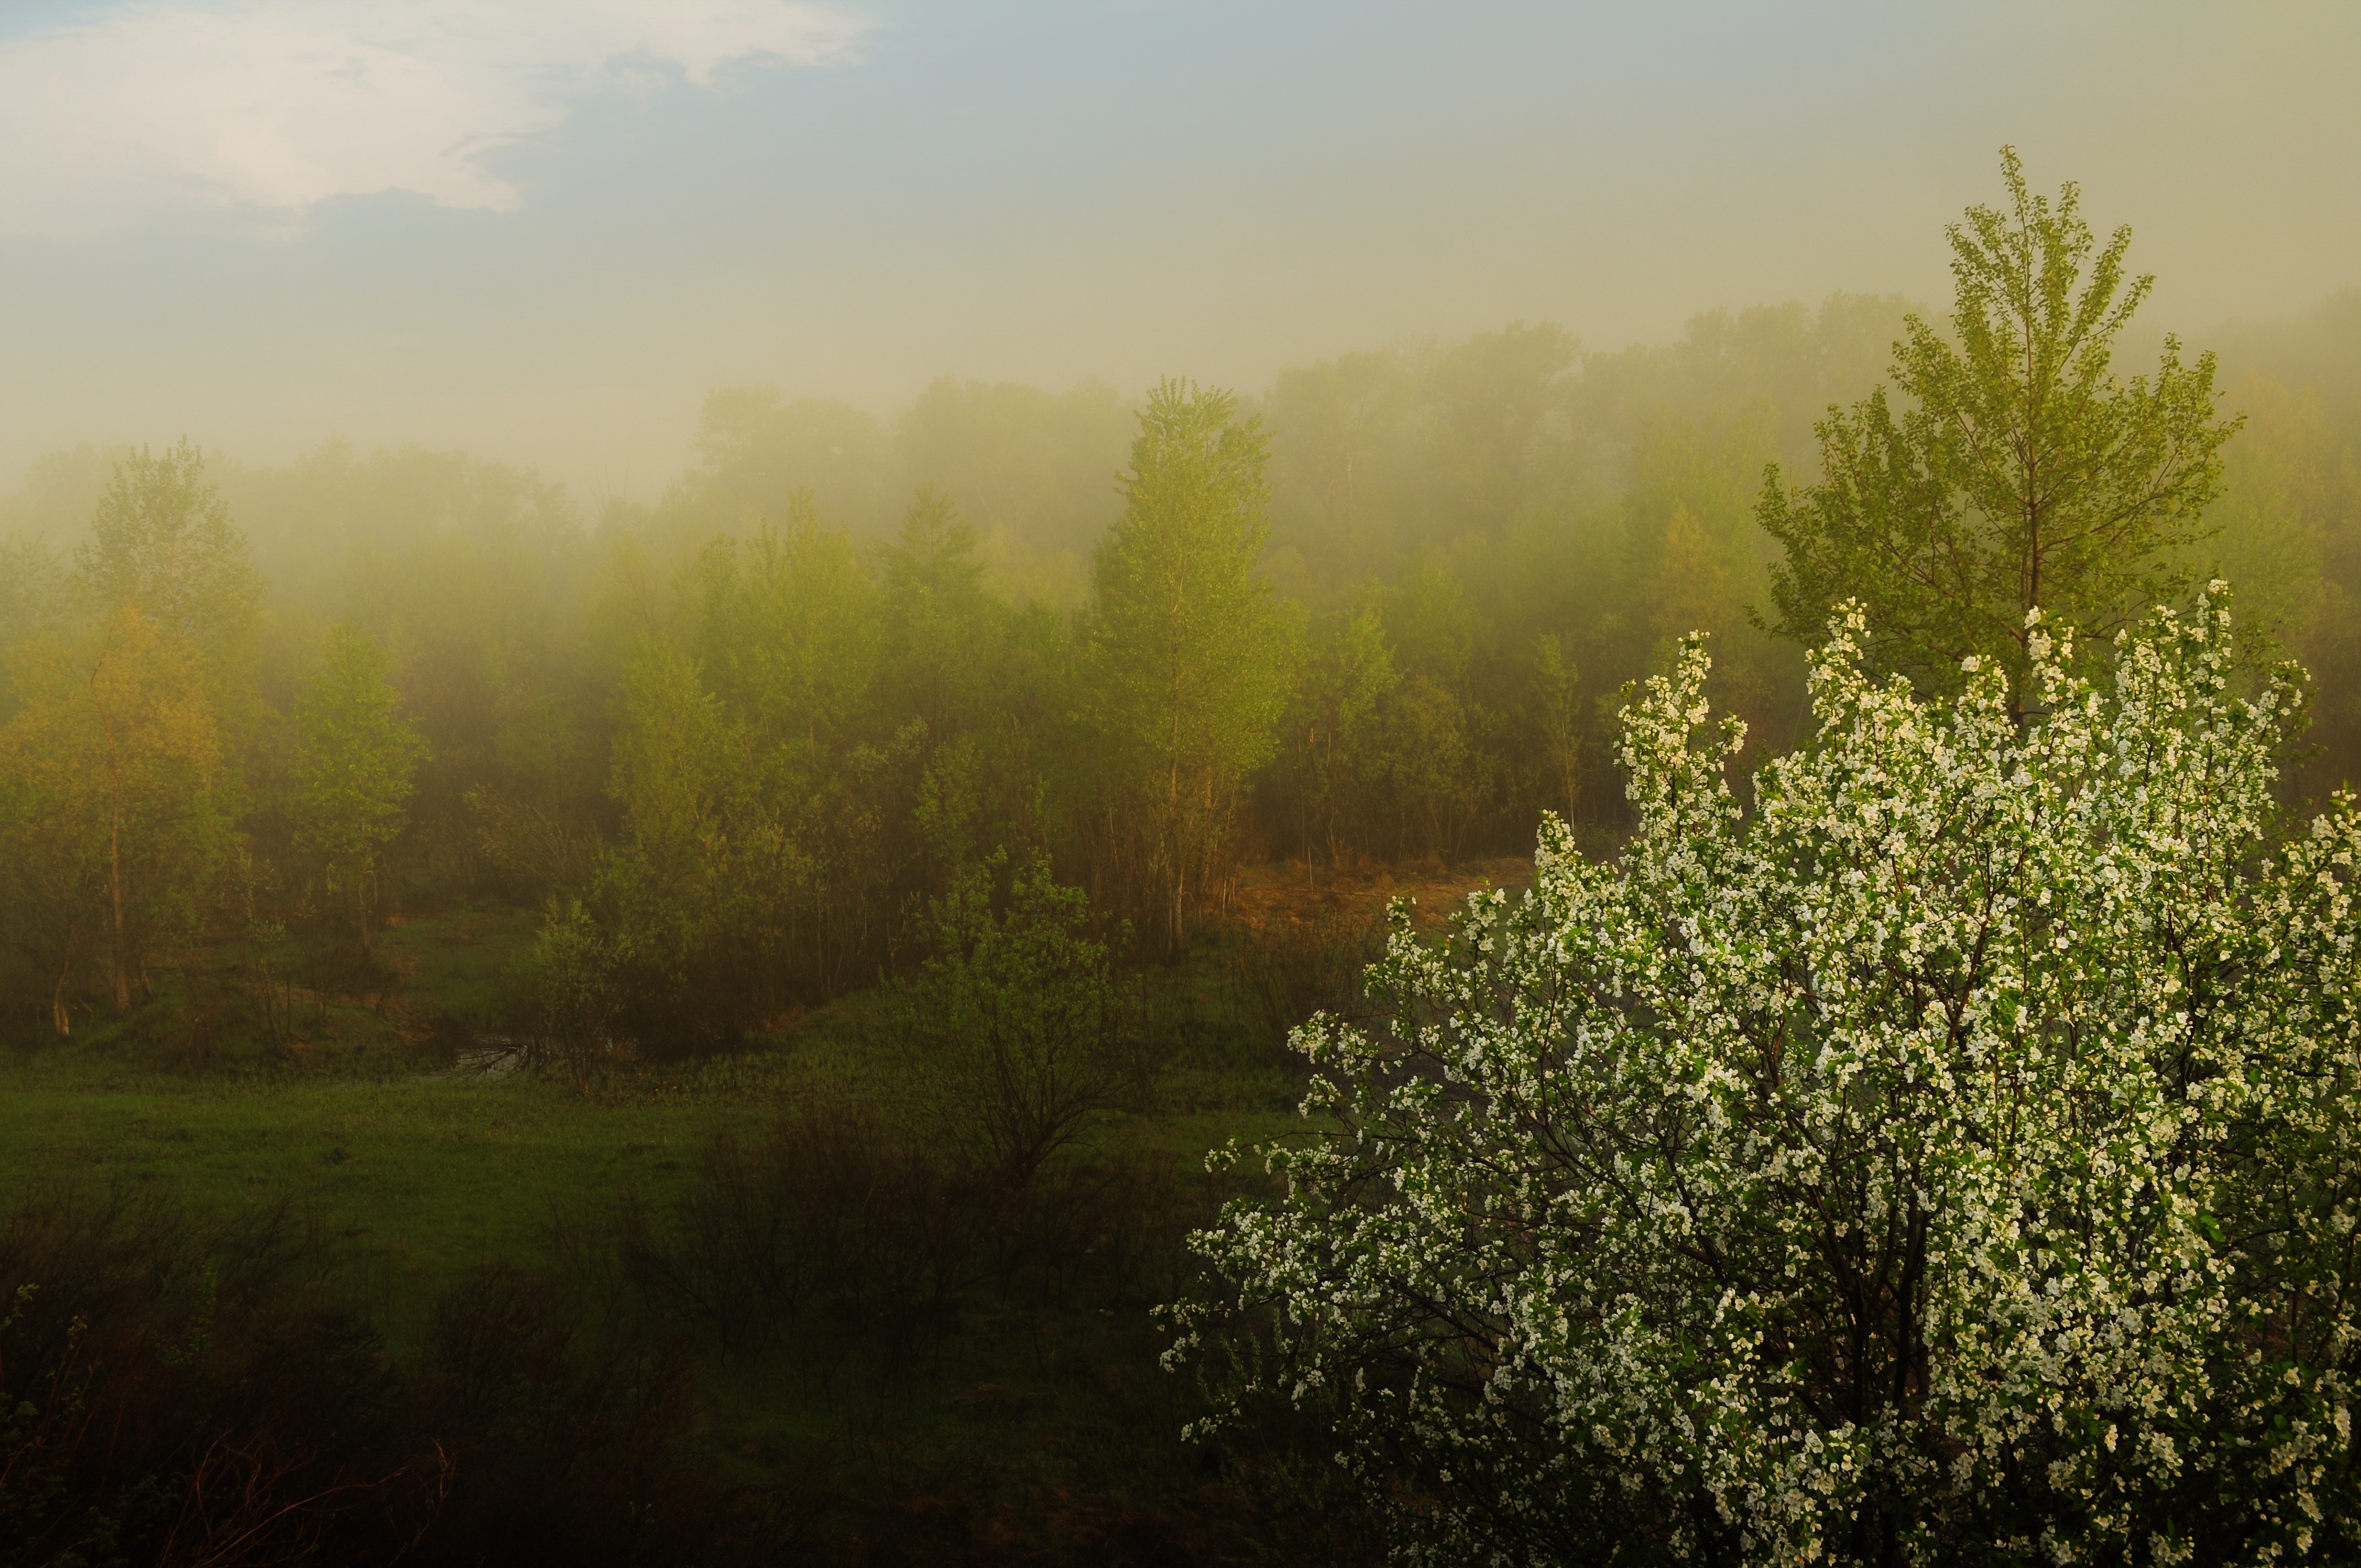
top-left (1171, 594), bottom-right (2361, 1565)
top-left (619, 1104), bottom-right (983, 1359)
top-left (0, 1188), bottom-right (432, 1568)
top-left (519, 896), bottom-right (622, 1086)
top-left (409, 1262), bottom-right (708, 1566)
top-left (1225, 908), bottom-right (1383, 1050)
top-left (620, 1102), bottom-right (1217, 1385)
top-left (895, 854), bottom-right (1151, 1187)
top-left (0, 1186), bottom-right (752, 1568)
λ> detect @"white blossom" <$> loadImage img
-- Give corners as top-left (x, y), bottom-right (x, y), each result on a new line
top-left (1166, 592), bottom-right (2361, 1565)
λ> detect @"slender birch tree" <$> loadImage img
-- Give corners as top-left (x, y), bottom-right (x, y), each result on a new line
top-left (1089, 380), bottom-right (1295, 951)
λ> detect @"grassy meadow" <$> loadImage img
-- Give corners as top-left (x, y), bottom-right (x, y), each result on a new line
top-left (0, 859), bottom-right (1523, 1563)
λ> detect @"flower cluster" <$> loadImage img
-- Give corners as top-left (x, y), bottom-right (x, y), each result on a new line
top-left (1165, 589), bottom-right (2360, 1565)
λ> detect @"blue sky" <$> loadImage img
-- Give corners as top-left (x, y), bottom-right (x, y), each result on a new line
top-left (1, 1), bottom-right (2354, 500)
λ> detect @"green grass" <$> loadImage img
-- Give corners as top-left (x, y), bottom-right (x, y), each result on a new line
top-left (0, 1039), bottom-right (729, 1339)
top-left (0, 1004), bottom-right (1298, 1300)
top-left (0, 896), bottom-right (1382, 1554)
top-left (0, 923), bottom-right (1307, 1346)
top-left (374, 903), bottom-right (544, 1027)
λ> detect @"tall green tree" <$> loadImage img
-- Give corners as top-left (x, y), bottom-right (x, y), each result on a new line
top-left (1088, 380), bottom-right (1296, 951)
top-left (1, 607), bottom-right (224, 1016)
top-left (295, 625), bottom-right (426, 955)
top-left (76, 441), bottom-right (264, 707)
top-left (1762, 149), bottom-right (2241, 695)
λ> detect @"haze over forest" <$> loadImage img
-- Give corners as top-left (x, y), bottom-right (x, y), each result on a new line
top-left (3, 5), bottom-right (2361, 1565)
top-left (0, 2), bottom-right (2356, 496)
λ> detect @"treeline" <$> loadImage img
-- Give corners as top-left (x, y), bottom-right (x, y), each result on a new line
top-left (2, 283), bottom-right (2358, 1047)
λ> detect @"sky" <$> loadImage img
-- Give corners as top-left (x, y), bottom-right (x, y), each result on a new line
top-left (0, 1), bottom-right (2355, 504)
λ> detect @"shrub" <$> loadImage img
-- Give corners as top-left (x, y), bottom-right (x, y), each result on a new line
top-left (896, 854), bottom-right (1151, 1187)
top-left (410, 1261), bottom-right (706, 1566)
top-left (520, 896), bottom-right (623, 1086)
top-left (1169, 592), bottom-right (2361, 1565)
top-left (0, 1186), bottom-right (737, 1568)
top-left (621, 1102), bottom-right (1217, 1388)
top-left (0, 1189), bottom-right (431, 1568)
top-left (1226, 908), bottom-right (1383, 1050)
top-left (619, 1104), bottom-right (982, 1358)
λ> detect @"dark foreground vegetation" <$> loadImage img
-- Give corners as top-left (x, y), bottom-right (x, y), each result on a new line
top-left (1, 872), bottom-right (1448, 1566)
top-left (0, 1112), bottom-right (1359, 1566)
top-left (4, 154), bottom-right (2361, 1564)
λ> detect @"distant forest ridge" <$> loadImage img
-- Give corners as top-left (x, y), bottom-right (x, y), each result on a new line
top-left (0, 284), bottom-right (2355, 1044)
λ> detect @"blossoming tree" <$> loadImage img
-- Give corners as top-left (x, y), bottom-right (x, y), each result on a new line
top-left (1168, 590), bottom-right (2359, 1565)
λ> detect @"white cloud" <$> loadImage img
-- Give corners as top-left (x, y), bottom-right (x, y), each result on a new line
top-left (0, 1), bottom-right (868, 239)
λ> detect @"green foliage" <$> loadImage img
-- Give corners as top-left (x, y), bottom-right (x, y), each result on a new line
top-left (0, 606), bottom-right (226, 1023)
top-left (1173, 594), bottom-right (2359, 1563)
top-left (295, 624), bottom-right (427, 952)
top-left (596, 635), bottom-right (770, 1043)
top-left (1525, 632), bottom-right (1581, 820)
top-left (75, 440), bottom-right (264, 692)
top-left (521, 897), bottom-right (621, 1088)
top-left (5, 153), bottom-right (2361, 1562)
top-left (1089, 380), bottom-right (1298, 949)
top-left (585, 485), bottom-right (1087, 1048)
top-left (5, 156), bottom-right (2361, 1096)
top-left (897, 854), bottom-right (1146, 1186)
top-left (1764, 149), bottom-right (2242, 695)
top-left (0, 916), bottom-right (1356, 1561)
top-left (692, 504), bottom-right (883, 746)
top-left (1276, 599), bottom-right (1398, 869)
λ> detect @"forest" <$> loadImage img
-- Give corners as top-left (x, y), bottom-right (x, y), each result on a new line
top-left (7, 285), bottom-right (2359, 1039)
top-left (4, 155), bottom-right (2361, 1565)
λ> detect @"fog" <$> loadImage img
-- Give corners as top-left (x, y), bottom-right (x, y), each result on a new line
top-left (8, 8), bottom-right (2361, 1562)
top-left (1, 0), bottom-right (2354, 499)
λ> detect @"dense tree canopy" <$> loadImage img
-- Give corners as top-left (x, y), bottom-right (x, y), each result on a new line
top-left (0, 155), bottom-right (2354, 1061)
top-left (2, 604), bottom-right (226, 1019)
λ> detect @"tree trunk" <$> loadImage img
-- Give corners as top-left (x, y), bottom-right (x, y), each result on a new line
top-left (52, 949), bottom-right (73, 1037)
top-left (1167, 723), bottom-right (1184, 956)
top-left (109, 777), bottom-right (129, 1011)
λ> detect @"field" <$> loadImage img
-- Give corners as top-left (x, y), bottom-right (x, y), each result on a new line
top-left (0, 858), bottom-right (1527, 1565)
